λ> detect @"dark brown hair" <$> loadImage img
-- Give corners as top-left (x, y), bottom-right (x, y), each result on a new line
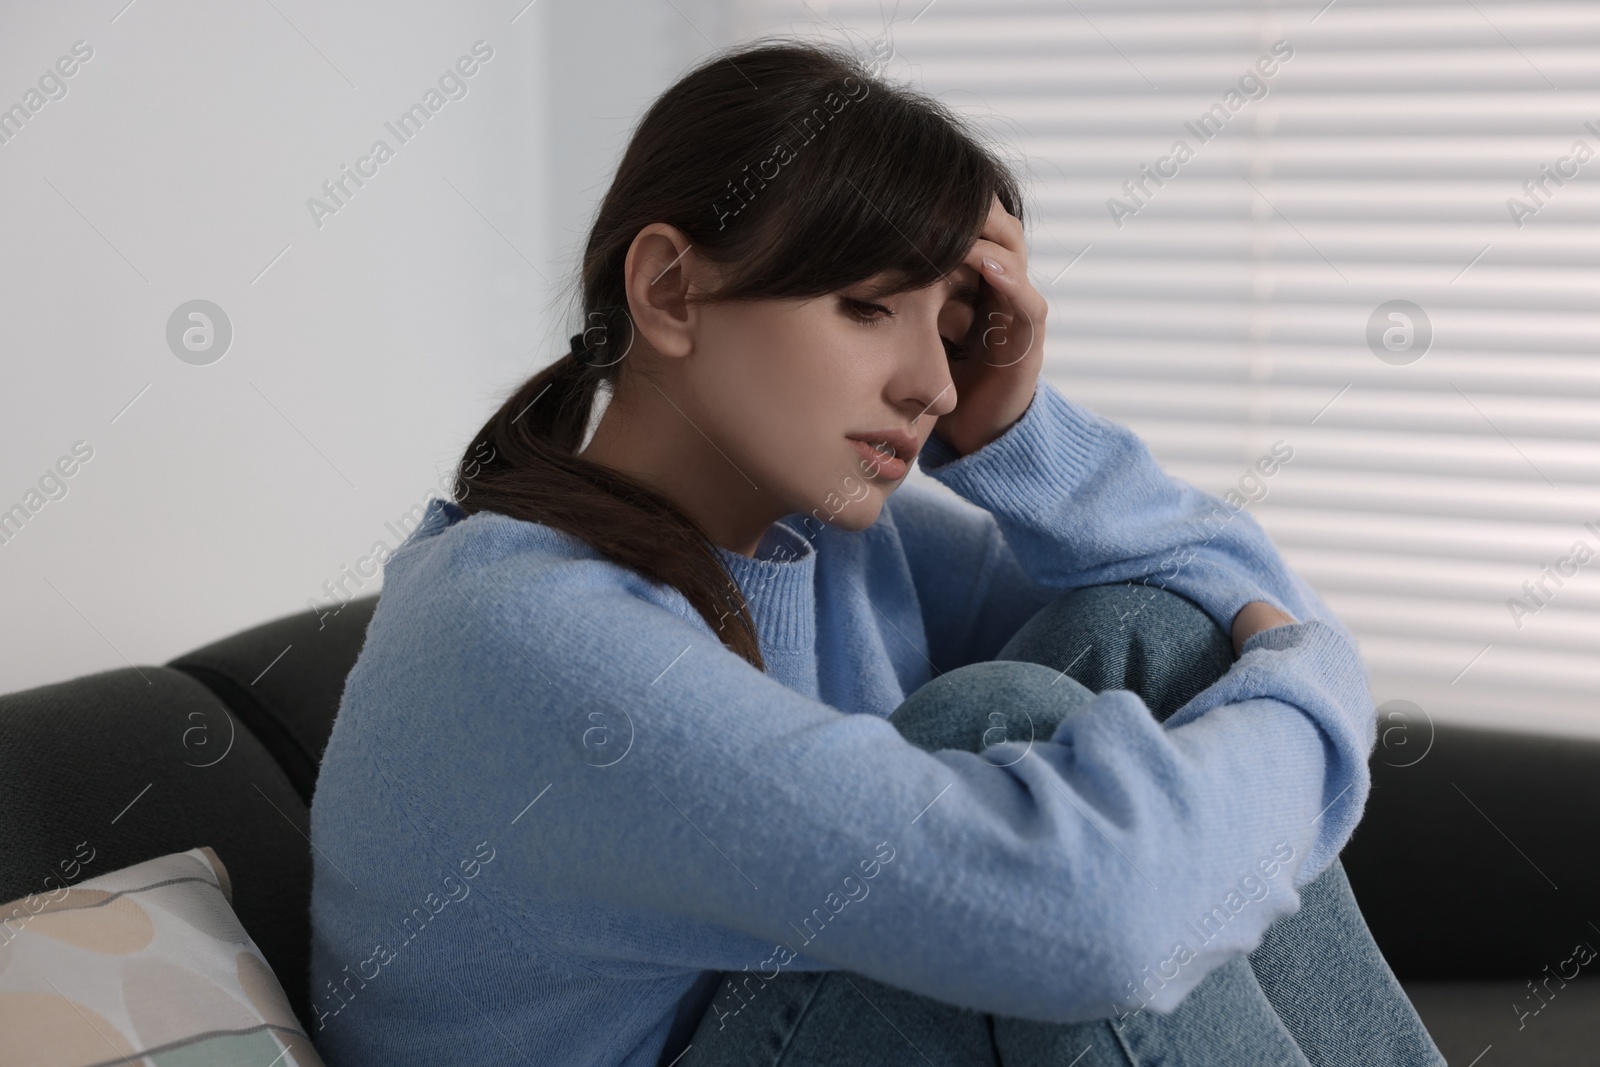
top-left (452, 36), bottom-right (1023, 671)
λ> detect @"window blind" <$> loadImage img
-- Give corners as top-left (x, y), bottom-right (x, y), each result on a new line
top-left (757, 0), bottom-right (1600, 739)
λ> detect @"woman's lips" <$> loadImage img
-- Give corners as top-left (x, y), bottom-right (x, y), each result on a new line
top-left (846, 428), bottom-right (919, 463)
top-left (847, 437), bottom-right (909, 480)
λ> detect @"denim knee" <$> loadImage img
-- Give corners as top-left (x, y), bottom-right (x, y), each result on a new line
top-left (888, 659), bottom-right (1098, 756)
top-left (996, 581), bottom-right (1234, 724)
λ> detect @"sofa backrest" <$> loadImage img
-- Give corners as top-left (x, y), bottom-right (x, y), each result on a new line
top-left (0, 594), bottom-right (379, 1034)
top-left (1343, 717), bottom-right (1600, 981)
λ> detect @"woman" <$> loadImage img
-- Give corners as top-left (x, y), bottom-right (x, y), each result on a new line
top-left (307, 37), bottom-right (1444, 1067)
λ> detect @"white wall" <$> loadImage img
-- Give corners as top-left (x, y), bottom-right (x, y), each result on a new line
top-left (0, 0), bottom-right (735, 695)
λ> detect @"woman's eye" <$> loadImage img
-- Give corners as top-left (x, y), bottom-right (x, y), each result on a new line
top-left (841, 296), bottom-right (967, 359)
top-left (841, 297), bottom-right (893, 322)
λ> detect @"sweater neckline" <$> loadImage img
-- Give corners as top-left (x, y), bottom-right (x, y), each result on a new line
top-left (425, 498), bottom-right (821, 653)
top-left (710, 516), bottom-right (817, 652)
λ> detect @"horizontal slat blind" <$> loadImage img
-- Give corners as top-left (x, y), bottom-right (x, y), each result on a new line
top-left (761, 0), bottom-right (1600, 738)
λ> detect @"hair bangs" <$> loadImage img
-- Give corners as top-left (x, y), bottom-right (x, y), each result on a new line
top-left (703, 66), bottom-right (1018, 304)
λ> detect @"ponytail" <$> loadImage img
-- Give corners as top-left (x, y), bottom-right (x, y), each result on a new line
top-left (452, 336), bottom-right (765, 671)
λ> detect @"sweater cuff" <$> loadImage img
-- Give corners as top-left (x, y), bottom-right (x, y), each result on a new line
top-left (1164, 618), bottom-right (1378, 882)
top-left (916, 379), bottom-right (1113, 513)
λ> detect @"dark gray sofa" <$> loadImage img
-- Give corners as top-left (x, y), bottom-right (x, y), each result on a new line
top-left (2, 593), bottom-right (1596, 1063)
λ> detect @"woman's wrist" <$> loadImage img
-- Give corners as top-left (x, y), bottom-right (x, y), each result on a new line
top-left (932, 387), bottom-right (1037, 459)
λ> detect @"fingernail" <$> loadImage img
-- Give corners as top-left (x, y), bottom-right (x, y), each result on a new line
top-left (983, 257), bottom-right (1004, 275)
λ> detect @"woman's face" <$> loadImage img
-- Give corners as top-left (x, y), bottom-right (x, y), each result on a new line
top-left (680, 266), bottom-right (980, 540)
top-left (580, 232), bottom-right (984, 558)
top-left (675, 267), bottom-right (972, 550)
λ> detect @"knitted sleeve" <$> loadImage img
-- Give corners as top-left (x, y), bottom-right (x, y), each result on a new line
top-left (901, 377), bottom-right (1374, 873)
top-left (402, 547), bottom-right (1374, 1026)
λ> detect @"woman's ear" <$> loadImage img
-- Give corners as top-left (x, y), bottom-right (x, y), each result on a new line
top-left (623, 223), bottom-right (705, 360)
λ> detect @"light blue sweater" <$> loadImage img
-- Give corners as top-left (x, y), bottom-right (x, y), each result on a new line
top-left (307, 377), bottom-right (1376, 1067)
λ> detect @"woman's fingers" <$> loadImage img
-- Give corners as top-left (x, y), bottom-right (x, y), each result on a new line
top-left (979, 194), bottom-right (1025, 256)
top-left (963, 237), bottom-right (1018, 285)
top-left (957, 245), bottom-right (1041, 368)
top-left (1231, 601), bottom-right (1301, 657)
top-left (951, 196), bottom-right (1046, 368)
top-left (931, 197), bottom-right (1045, 453)
top-left (964, 236), bottom-right (1047, 322)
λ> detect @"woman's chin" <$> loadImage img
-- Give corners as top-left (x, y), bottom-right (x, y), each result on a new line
top-left (810, 493), bottom-right (887, 533)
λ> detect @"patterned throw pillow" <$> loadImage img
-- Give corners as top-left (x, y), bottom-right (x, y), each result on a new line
top-left (0, 846), bottom-right (324, 1067)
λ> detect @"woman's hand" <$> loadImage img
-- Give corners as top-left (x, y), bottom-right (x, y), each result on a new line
top-left (1231, 601), bottom-right (1299, 658)
top-left (932, 195), bottom-right (1049, 458)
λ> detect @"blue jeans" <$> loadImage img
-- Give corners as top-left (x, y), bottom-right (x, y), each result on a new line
top-left (676, 582), bottom-right (1446, 1066)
